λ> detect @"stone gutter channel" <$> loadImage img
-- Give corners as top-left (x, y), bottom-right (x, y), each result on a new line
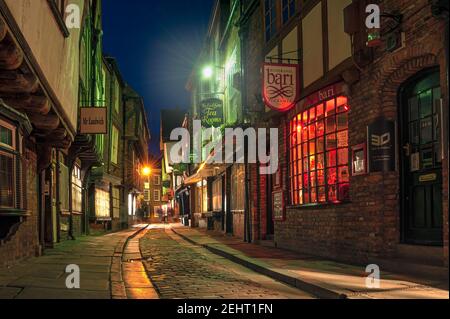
top-left (110, 225), bottom-right (159, 299)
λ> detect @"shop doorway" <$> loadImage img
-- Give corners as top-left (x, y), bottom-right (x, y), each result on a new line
top-left (400, 68), bottom-right (443, 246)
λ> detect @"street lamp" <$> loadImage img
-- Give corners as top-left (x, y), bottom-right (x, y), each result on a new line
top-left (202, 65), bottom-right (214, 79)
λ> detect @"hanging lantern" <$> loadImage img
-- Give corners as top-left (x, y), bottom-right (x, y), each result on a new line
top-left (366, 28), bottom-right (382, 47)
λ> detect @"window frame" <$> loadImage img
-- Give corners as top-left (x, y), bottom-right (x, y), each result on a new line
top-left (212, 178), bottom-right (223, 212)
top-left (71, 164), bottom-right (83, 213)
top-left (111, 125), bottom-right (119, 165)
top-left (281, 0), bottom-right (297, 25)
top-left (0, 119), bottom-right (18, 210)
top-left (288, 95), bottom-right (350, 207)
top-left (153, 189), bottom-right (161, 202)
top-left (154, 175), bottom-right (161, 186)
top-left (264, 0), bottom-right (278, 42)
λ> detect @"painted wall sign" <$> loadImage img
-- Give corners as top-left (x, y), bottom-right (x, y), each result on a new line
top-left (80, 108), bottom-right (107, 134)
top-left (263, 63), bottom-right (300, 112)
top-left (304, 82), bottom-right (346, 108)
top-left (367, 117), bottom-right (396, 172)
top-left (200, 98), bottom-right (223, 127)
top-left (272, 190), bottom-right (285, 221)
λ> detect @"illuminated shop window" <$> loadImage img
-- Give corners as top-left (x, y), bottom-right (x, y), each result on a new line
top-left (289, 96), bottom-right (350, 205)
top-left (72, 165), bottom-right (82, 213)
top-left (95, 189), bottom-right (110, 218)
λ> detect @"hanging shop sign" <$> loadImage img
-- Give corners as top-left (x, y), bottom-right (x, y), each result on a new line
top-left (200, 98), bottom-right (224, 127)
top-left (367, 117), bottom-right (396, 172)
top-left (272, 190), bottom-right (286, 222)
top-left (263, 63), bottom-right (300, 112)
top-left (80, 107), bottom-right (107, 134)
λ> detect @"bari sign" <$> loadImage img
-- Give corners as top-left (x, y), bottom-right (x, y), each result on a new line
top-left (262, 63), bottom-right (300, 112)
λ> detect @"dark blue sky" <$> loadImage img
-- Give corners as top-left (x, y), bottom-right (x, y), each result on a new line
top-left (102, 0), bottom-right (214, 156)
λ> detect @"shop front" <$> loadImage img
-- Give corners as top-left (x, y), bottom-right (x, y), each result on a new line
top-left (272, 57), bottom-right (448, 271)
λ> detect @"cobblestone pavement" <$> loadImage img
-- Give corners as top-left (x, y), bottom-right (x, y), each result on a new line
top-left (140, 224), bottom-right (314, 299)
top-left (0, 226), bottom-right (148, 299)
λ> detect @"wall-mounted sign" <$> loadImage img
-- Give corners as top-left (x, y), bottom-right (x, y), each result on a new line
top-left (263, 63), bottom-right (300, 112)
top-left (80, 108), bottom-right (107, 134)
top-left (419, 173), bottom-right (437, 183)
top-left (272, 190), bottom-right (285, 221)
top-left (200, 98), bottom-right (223, 127)
top-left (367, 117), bottom-right (396, 172)
top-left (304, 82), bottom-right (346, 107)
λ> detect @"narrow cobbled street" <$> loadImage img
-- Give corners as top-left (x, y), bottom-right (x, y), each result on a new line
top-left (140, 225), bottom-right (313, 299)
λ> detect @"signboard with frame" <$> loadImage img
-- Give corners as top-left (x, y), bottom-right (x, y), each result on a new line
top-left (367, 117), bottom-right (396, 172)
top-left (80, 107), bottom-right (107, 134)
top-left (272, 190), bottom-right (286, 222)
top-left (262, 63), bottom-right (300, 112)
top-left (200, 98), bottom-right (224, 127)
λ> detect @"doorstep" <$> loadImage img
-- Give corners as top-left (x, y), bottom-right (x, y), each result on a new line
top-left (171, 226), bottom-right (449, 299)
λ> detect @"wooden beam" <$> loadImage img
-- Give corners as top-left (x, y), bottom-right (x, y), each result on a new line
top-left (0, 70), bottom-right (39, 94)
top-left (28, 112), bottom-right (60, 131)
top-left (0, 37), bottom-right (24, 70)
top-left (2, 93), bottom-right (50, 115)
top-left (0, 18), bottom-right (7, 42)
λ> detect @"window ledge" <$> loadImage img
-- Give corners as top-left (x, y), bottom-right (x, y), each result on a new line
top-left (287, 201), bottom-right (352, 210)
top-left (0, 209), bottom-right (30, 217)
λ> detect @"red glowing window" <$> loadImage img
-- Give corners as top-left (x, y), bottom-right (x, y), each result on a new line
top-left (289, 96), bottom-right (350, 205)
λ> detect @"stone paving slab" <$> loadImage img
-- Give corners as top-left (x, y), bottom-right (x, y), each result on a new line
top-left (0, 225), bottom-right (148, 299)
top-left (172, 225), bottom-right (449, 299)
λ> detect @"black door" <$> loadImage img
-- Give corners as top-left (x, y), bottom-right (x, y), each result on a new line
top-left (400, 68), bottom-right (443, 246)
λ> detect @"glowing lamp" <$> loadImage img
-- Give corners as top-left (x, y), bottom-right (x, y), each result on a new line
top-left (202, 66), bottom-right (213, 79)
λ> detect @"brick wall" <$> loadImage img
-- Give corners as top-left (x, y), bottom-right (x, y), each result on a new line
top-left (255, 0), bottom-right (448, 266)
top-left (0, 148), bottom-right (41, 267)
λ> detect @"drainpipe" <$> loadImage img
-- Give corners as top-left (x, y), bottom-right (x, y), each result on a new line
top-left (238, 0), bottom-right (252, 243)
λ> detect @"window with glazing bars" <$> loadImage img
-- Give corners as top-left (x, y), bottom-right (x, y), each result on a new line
top-left (282, 0), bottom-right (296, 24)
top-left (265, 0), bottom-right (277, 41)
top-left (289, 96), bottom-right (350, 205)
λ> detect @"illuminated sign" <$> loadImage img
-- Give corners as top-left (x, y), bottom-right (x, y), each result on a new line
top-left (200, 98), bottom-right (223, 127)
top-left (263, 63), bottom-right (300, 112)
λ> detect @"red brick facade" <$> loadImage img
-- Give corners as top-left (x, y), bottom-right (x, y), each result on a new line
top-left (244, 0), bottom-right (449, 267)
top-left (0, 148), bottom-right (41, 267)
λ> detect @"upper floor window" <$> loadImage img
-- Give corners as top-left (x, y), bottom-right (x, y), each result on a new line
top-left (265, 0), bottom-right (278, 41)
top-left (111, 125), bottom-right (119, 165)
top-left (289, 96), bottom-right (350, 206)
top-left (282, 0), bottom-right (296, 24)
top-left (154, 175), bottom-right (161, 186)
top-left (153, 189), bottom-right (161, 202)
top-left (114, 80), bottom-right (121, 115)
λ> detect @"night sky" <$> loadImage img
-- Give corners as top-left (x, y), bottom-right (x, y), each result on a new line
top-left (102, 0), bottom-right (214, 156)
